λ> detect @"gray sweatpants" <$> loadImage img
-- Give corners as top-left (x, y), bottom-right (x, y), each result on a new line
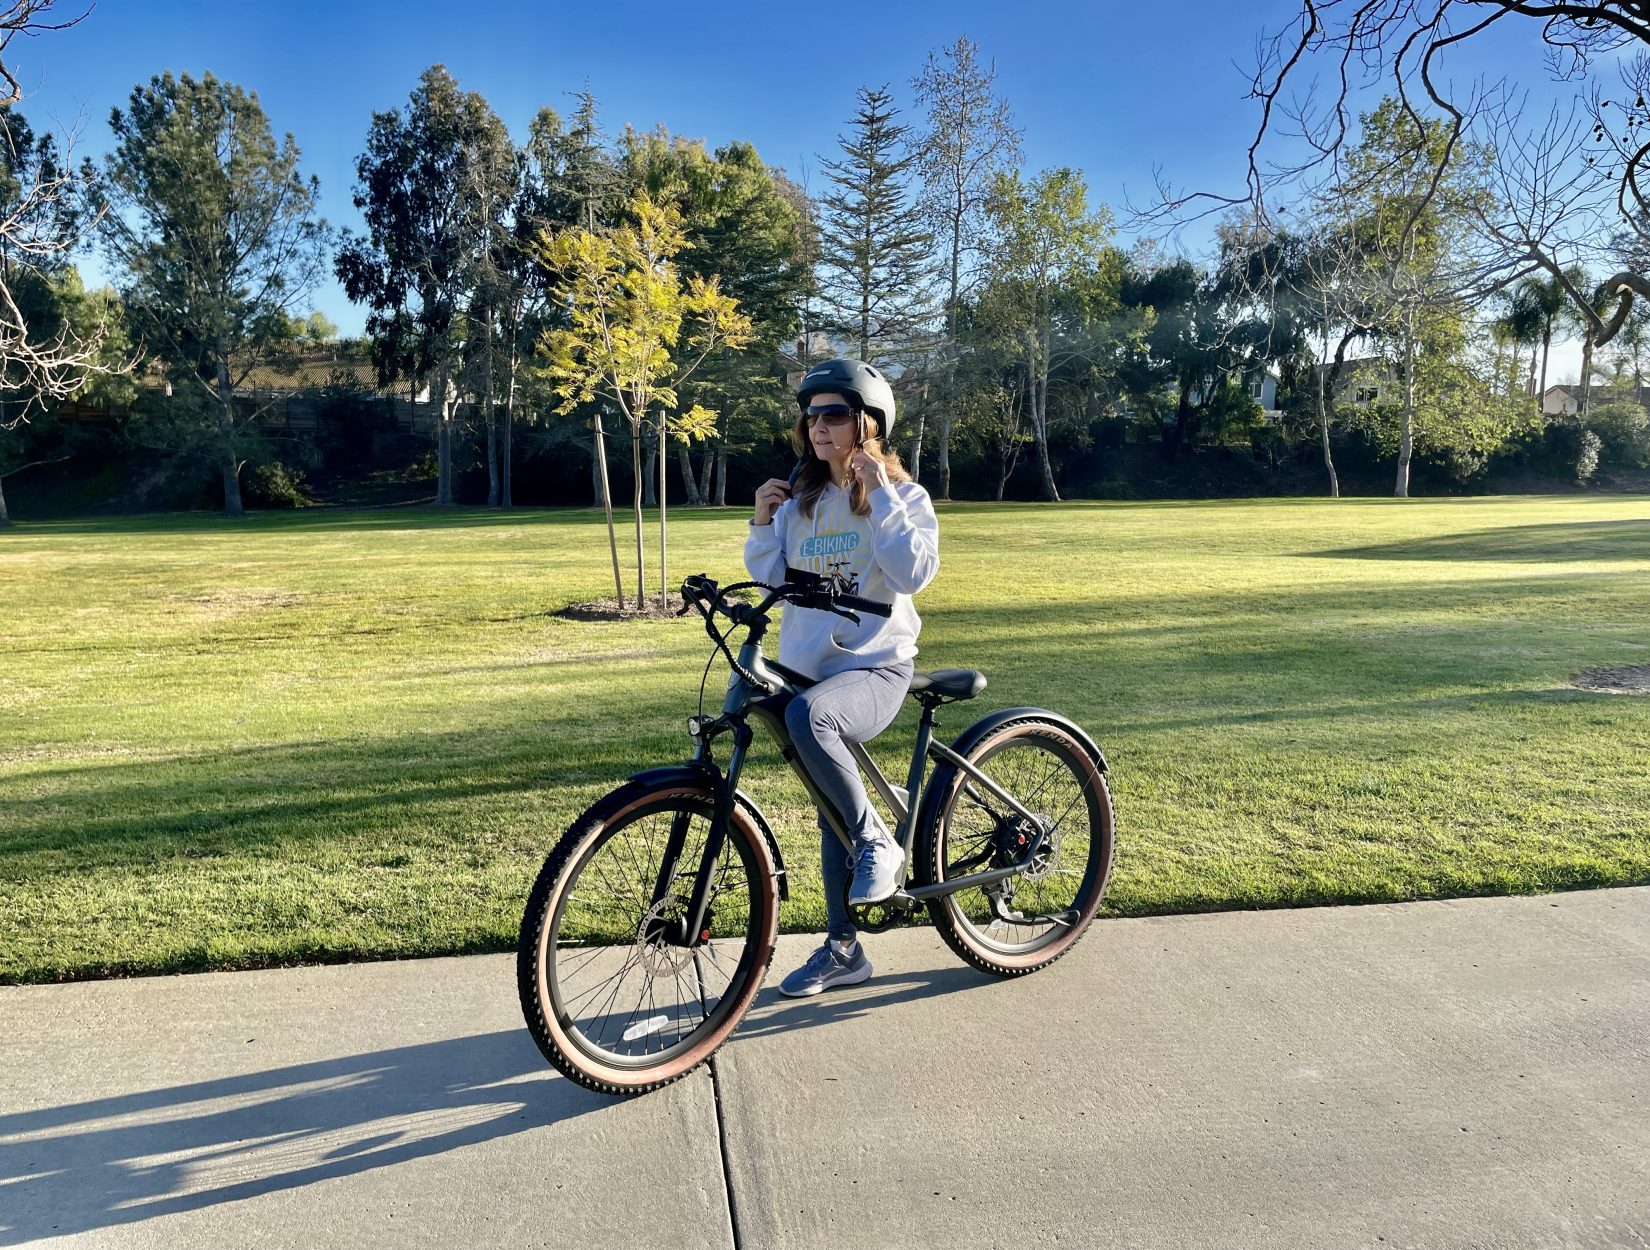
top-left (783, 661), bottom-right (915, 943)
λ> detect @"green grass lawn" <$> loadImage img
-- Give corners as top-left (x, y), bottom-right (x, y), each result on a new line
top-left (3, 496), bottom-right (1649, 983)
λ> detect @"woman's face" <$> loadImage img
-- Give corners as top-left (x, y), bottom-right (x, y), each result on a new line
top-left (805, 391), bottom-right (856, 464)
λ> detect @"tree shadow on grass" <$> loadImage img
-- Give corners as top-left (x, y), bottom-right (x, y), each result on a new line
top-left (0, 724), bottom-right (673, 863)
top-left (1309, 520), bottom-right (1650, 563)
top-left (0, 1029), bottom-right (605, 1247)
top-left (7, 504), bottom-right (759, 538)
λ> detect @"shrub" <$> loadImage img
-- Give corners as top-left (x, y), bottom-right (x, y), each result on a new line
top-left (244, 461), bottom-right (313, 508)
top-left (1575, 429), bottom-right (1602, 485)
top-left (1584, 402), bottom-right (1650, 468)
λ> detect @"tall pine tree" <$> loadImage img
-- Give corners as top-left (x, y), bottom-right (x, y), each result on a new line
top-left (817, 86), bottom-right (934, 370)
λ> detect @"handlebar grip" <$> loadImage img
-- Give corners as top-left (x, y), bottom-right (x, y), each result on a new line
top-left (835, 593), bottom-right (892, 618)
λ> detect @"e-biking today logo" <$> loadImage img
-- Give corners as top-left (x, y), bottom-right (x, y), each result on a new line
top-left (798, 531), bottom-right (860, 560)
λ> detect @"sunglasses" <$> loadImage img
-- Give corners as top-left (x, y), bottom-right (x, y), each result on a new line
top-left (803, 404), bottom-right (859, 428)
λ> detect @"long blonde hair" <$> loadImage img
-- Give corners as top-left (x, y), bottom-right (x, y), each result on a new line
top-left (790, 412), bottom-right (912, 519)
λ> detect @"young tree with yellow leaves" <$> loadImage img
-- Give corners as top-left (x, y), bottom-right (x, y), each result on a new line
top-left (537, 192), bottom-right (752, 610)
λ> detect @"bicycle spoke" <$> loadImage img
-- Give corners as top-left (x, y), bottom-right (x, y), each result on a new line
top-left (540, 789), bottom-right (766, 1068)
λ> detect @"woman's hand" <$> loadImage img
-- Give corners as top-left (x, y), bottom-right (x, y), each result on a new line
top-left (850, 451), bottom-right (890, 495)
top-left (753, 478), bottom-right (791, 525)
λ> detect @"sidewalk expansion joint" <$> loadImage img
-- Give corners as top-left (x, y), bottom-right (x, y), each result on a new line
top-left (707, 1055), bottom-right (744, 1250)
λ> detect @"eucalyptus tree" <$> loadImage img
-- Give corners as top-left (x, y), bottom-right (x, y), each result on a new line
top-left (336, 65), bottom-right (513, 507)
top-left (100, 71), bottom-right (329, 518)
top-left (514, 93), bottom-right (629, 520)
top-left (1330, 98), bottom-right (1495, 495)
top-left (622, 129), bottom-right (810, 507)
top-left (911, 35), bottom-right (1021, 498)
top-left (981, 166), bottom-right (1121, 501)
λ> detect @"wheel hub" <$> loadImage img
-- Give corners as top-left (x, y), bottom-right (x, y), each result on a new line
top-left (635, 897), bottom-right (695, 975)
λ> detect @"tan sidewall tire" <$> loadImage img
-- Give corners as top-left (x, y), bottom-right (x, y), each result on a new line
top-left (929, 721), bottom-right (1115, 976)
top-left (522, 784), bottom-right (779, 1095)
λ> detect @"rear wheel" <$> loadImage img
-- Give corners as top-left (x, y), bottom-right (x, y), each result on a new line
top-left (925, 716), bottom-right (1115, 977)
top-left (517, 782), bottom-right (779, 1096)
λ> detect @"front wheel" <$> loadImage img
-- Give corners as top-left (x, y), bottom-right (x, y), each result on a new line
top-left (925, 715), bottom-right (1115, 977)
top-left (517, 781), bottom-right (780, 1096)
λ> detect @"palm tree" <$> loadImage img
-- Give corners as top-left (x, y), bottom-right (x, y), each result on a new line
top-left (1494, 287), bottom-right (1545, 398)
top-left (1511, 273), bottom-right (1570, 401)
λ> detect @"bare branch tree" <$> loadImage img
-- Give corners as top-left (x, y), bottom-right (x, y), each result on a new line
top-left (0, 1), bottom-right (91, 106)
top-left (1154, 1), bottom-right (1650, 348)
top-left (0, 1), bottom-right (123, 432)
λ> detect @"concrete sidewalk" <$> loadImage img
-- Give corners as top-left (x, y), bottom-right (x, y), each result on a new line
top-left (2, 889), bottom-right (1646, 1249)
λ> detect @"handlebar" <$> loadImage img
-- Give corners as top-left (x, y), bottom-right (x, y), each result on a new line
top-left (680, 572), bottom-right (892, 625)
top-left (834, 592), bottom-right (893, 619)
top-left (678, 573), bottom-right (896, 695)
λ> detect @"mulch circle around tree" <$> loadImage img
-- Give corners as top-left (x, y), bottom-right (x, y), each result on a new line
top-left (1572, 665), bottom-right (1650, 695)
top-left (554, 594), bottom-right (688, 622)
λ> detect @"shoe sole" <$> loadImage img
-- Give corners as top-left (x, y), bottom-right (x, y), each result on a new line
top-left (778, 961), bottom-right (873, 998)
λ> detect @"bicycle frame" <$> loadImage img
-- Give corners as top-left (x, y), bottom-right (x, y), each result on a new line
top-left (655, 592), bottom-right (1059, 950)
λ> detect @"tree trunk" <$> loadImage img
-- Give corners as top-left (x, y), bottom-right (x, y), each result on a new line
top-left (1396, 332), bottom-right (1415, 498)
top-left (1319, 327), bottom-right (1357, 500)
top-left (642, 440), bottom-right (658, 507)
top-left (1539, 322), bottom-right (1553, 400)
top-left (502, 395), bottom-right (514, 509)
top-left (1580, 334), bottom-right (1595, 417)
top-left (217, 356), bottom-right (245, 519)
top-left (698, 439), bottom-right (715, 503)
top-left (631, 419), bottom-right (646, 606)
top-left (713, 444), bottom-right (728, 507)
top-left (1525, 346), bottom-right (1538, 397)
top-left (484, 308), bottom-right (499, 508)
top-left (1030, 332), bottom-right (1059, 503)
top-left (0, 475), bottom-right (10, 526)
top-left (677, 442), bottom-right (703, 506)
top-left (434, 358), bottom-right (454, 507)
top-left (593, 412), bottom-right (624, 609)
top-left (658, 418), bottom-right (669, 610)
top-left (937, 410), bottom-right (954, 501)
top-left (221, 454), bottom-right (245, 518)
top-left (1162, 378), bottom-right (1193, 463)
top-left (503, 307), bottom-right (521, 510)
top-left (909, 383), bottom-right (926, 482)
top-left (1315, 367), bottom-right (1340, 499)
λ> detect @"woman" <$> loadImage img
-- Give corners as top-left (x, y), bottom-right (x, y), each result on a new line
top-left (744, 358), bottom-right (940, 997)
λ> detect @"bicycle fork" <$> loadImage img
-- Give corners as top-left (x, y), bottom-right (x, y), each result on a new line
top-left (650, 724), bottom-right (755, 948)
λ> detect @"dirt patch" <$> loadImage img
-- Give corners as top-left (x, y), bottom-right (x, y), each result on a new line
top-left (1573, 665), bottom-right (1650, 695)
top-left (554, 594), bottom-right (689, 622)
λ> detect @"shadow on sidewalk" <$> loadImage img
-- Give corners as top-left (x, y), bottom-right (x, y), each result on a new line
top-left (731, 962), bottom-right (991, 1041)
top-left (0, 1029), bottom-right (599, 1245)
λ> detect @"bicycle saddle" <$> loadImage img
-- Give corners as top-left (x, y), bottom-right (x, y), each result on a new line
top-left (909, 668), bottom-right (987, 701)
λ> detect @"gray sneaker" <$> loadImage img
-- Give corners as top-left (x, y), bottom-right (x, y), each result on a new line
top-left (848, 835), bottom-right (905, 906)
top-left (779, 941), bottom-right (872, 998)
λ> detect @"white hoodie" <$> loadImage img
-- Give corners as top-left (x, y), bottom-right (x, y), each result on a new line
top-left (743, 480), bottom-right (940, 681)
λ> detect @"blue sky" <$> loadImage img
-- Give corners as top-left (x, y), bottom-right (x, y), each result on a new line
top-left (15, 0), bottom-right (1589, 374)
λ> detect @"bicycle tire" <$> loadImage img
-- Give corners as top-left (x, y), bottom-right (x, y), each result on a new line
top-left (924, 715), bottom-right (1115, 977)
top-left (517, 781), bottom-right (780, 1096)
